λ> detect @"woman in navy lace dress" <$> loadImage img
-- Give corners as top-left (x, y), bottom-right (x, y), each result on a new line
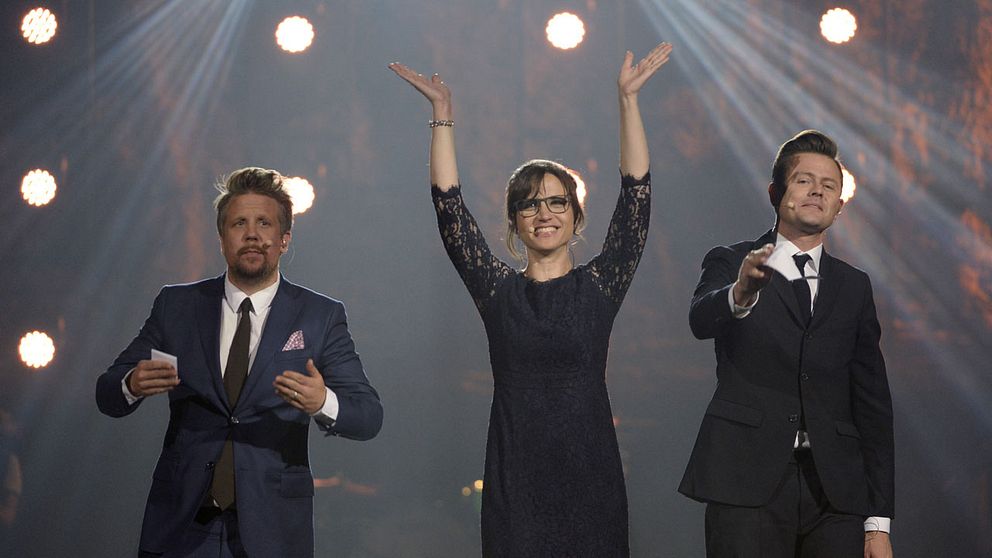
top-left (390, 41), bottom-right (672, 557)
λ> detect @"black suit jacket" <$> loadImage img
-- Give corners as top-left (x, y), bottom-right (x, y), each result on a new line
top-left (679, 229), bottom-right (894, 518)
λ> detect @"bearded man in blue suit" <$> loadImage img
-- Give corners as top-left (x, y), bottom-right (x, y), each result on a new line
top-left (96, 167), bottom-right (383, 558)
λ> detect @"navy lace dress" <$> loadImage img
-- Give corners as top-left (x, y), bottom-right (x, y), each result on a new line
top-left (431, 173), bottom-right (650, 557)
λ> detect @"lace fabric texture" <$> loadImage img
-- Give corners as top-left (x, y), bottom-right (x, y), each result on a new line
top-left (431, 173), bottom-right (650, 557)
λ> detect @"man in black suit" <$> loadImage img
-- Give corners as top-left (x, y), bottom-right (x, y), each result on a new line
top-left (680, 130), bottom-right (894, 557)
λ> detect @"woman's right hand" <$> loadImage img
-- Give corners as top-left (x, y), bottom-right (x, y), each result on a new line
top-left (389, 63), bottom-right (452, 119)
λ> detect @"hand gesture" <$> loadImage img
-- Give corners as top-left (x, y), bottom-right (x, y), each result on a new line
top-left (734, 243), bottom-right (774, 306)
top-left (274, 358), bottom-right (328, 415)
top-left (618, 42), bottom-right (673, 97)
top-left (388, 62), bottom-right (452, 118)
top-left (127, 359), bottom-right (180, 397)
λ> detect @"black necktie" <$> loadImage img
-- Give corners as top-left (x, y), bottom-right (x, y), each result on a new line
top-left (792, 254), bottom-right (812, 326)
top-left (211, 297), bottom-right (253, 510)
top-left (223, 298), bottom-right (253, 407)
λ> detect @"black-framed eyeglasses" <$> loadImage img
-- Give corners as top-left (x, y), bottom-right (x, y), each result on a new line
top-left (512, 196), bottom-right (570, 217)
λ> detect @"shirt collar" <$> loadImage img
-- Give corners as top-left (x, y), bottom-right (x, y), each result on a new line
top-left (775, 233), bottom-right (823, 273)
top-left (224, 274), bottom-right (280, 315)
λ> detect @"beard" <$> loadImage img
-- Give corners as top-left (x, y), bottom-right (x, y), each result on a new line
top-left (229, 254), bottom-right (277, 287)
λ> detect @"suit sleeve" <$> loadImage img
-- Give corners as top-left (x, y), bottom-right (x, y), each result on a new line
top-left (95, 288), bottom-right (168, 417)
top-left (315, 301), bottom-right (382, 441)
top-left (689, 245), bottom-right (741, 340)
top-left (850, 277), bottom-right (895, 518)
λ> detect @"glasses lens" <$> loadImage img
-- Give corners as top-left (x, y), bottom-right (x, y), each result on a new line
top-left (516, 199), bottom-right (540, 216)
top-left (547, 197), bottom-right (569, 213)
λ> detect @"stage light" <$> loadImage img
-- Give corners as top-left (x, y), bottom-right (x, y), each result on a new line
top-left (21, 7), bottom-right (57, 45)
top-left (283, 176), bottom-right (315, 214)
top-left (820, 8), bottom-right (857, 44)
top-left (546, 12), bottom-right (585, 50)
top-left (841, 168), bottom-right (857, 202)
top-left (19, 331), bottom-right (55, 368)
top-left (461, 486), bottom-right (472, 497)
top-left (473, 479), bottom-right (484, 492)
top-left (275, 16), bottom-right (315, 53)
top-left (21, 169), bottom-right (57, 206)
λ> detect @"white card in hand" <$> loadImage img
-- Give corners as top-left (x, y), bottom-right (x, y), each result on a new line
top-left (765, 243), bottom-right (818, 281)
top-left (151, 349), bottom-right (178, 373)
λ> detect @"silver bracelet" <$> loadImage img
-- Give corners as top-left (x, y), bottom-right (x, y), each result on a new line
top-left (428, 119), bottom-right (454, 128)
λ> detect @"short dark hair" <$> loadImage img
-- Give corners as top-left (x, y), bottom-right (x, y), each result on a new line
top-left (769, 130), bottom-right (842, 210)
top-left (214, 167), bottom-right (293, 234)
top-left (504, 159), bottom-right (586, 260)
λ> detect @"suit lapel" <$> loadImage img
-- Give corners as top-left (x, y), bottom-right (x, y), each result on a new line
top-left (237, 277), bottom-right (303, 408)
top-left (753, 229), bottom-right (807, 327)
top-left (195, 275), bottom-right (230, 410)
top-left (810, 250), bottom-right (842, 329)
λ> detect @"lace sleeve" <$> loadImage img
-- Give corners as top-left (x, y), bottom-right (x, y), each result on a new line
top-left (431, 185), bottom-right (514, 312)
top-left (587, 172), bottom-right (651, 305)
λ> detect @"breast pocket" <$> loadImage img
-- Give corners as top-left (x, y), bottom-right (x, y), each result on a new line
top-left (273, 349), bottom-right (309, 372)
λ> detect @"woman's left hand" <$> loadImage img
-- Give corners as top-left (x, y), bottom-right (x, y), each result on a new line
top-left (618, 41), bottom-right (673, 97)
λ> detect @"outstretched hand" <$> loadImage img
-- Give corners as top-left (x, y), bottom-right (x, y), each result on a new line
top-left (734, 243), bottom-right (775, 306)
top-left (389, 62), bottom-right (452, 118)
top-left (618, 42), bottom-right (673, 97)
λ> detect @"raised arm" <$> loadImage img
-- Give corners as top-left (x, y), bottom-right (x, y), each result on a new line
top-left (389, 63), bottom-right (459, 191)
top-left (588, 43), bottom-right (672, 305)
top-left (617, 42), bottom-right (672, 178)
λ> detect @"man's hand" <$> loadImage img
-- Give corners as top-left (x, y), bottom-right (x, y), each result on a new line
top-left (127, 360), bottom-right (179, 397)
top-left (733, 243), bottom-right (774, 306)
top-left (274, 359), bottom-right (327, 415)
top-left (864, 531), bottom-right (893, 558)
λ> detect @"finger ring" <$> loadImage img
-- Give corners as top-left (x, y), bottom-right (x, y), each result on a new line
top-left (293, 390), bottom-right (299, 399)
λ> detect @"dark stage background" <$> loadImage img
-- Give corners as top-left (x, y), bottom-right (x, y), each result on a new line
top-left (1, 1), bottom-right (990, 556)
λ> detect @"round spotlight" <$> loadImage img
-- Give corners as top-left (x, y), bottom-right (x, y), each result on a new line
top-left (21, 169), bottom-right (57, 206)
top-left (472, 479), bottom-right (484, 492)
top-left (820, 8), bottom-right (857, 44)
top-left (21, 7), bottom-right (57, 45)
top-left (19, 331), bottom-right (55, 368)
top-left (841, 168), bottom-right (857, 202)
top-left (461, 486), bottom-right (472, 497)
top-left (275, 16), bottom-right (315, 53)
top-left (545, 12), bottom-right (585, 50)
top-left (283, 176), bottom-right (315, 215)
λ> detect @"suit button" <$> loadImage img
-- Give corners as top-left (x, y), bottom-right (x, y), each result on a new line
top-left (205, 462), bottom-right (215, 470)
top-left (801, 373), bottom-right (809, 381)
top-left (806, 333), bottom-right (813, 340)
top-left (788, 414), bottom-right (799, 423)
top-left (230, 416), bottom-right (239, 425)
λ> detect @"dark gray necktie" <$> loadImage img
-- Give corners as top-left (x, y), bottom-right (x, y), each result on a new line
top-left (792, 253), bottom-right (812, 326)
top-left (211, 297), bottom-right (253, 510)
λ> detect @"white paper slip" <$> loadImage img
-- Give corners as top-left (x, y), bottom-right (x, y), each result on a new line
top-left (764, 243), bottom-right (819, 282)
top-left (151, 349), bottom-right (178, 371)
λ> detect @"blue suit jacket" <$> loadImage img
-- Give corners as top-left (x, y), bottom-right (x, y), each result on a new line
top-left (96, 274), bottom-right (383, 557)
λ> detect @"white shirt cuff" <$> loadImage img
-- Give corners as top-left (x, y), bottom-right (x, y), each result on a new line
top-left (121, 369), bottom-right (142, 405)
top-left (864, 516), bottom-right (890, 533)
top-left (311, 386), bottom-right (339, 423)
top-left (729, 282), bottom-right (759, 318)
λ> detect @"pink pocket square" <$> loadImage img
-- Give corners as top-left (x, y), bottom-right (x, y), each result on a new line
top-left (282, 330), bottom-right (305, 351)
